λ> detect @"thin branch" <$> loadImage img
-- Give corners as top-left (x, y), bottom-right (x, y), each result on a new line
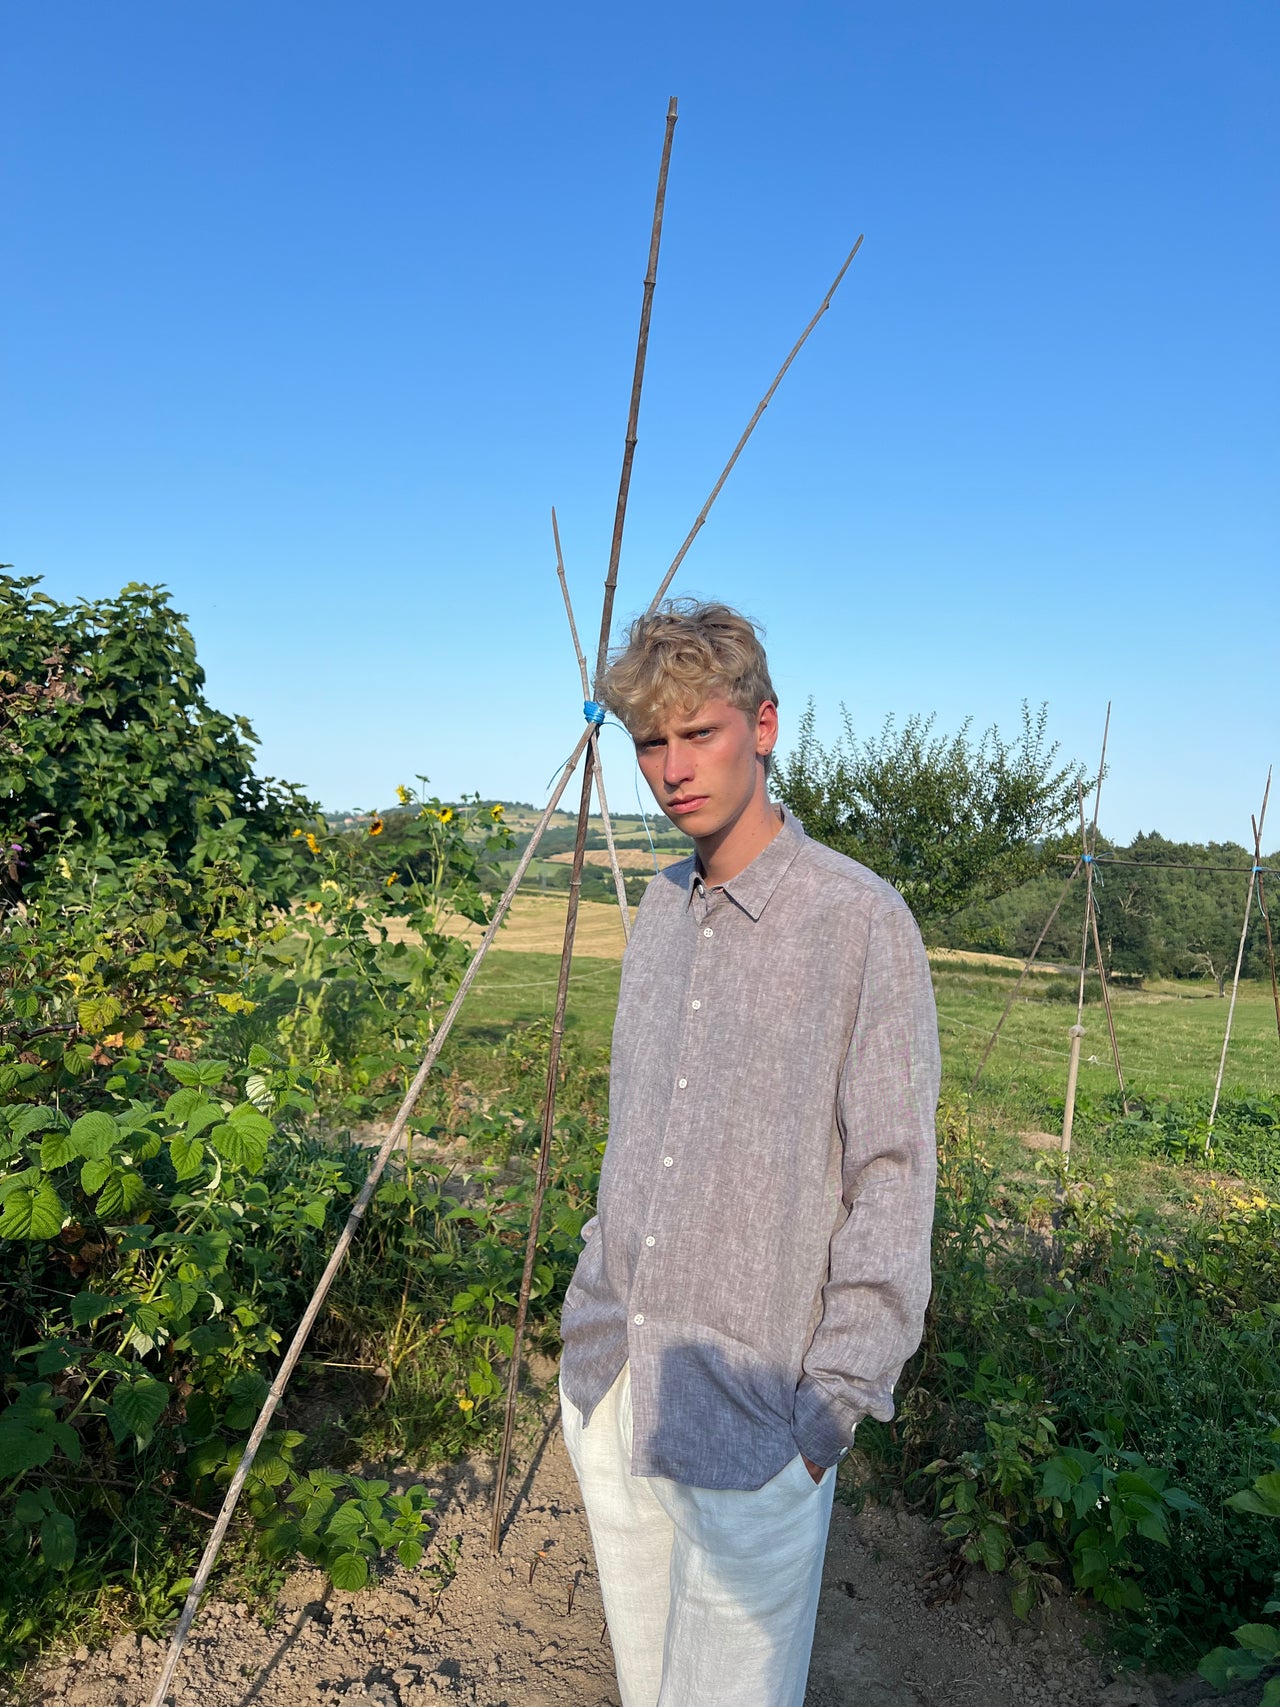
top-left (646, 234), bottom-right (864, 612)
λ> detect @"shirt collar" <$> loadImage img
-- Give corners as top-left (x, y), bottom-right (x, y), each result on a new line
top-left (684, 804), bottom-right (807, 921)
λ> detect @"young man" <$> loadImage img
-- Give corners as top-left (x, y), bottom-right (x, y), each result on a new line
top-left (558, 601), bottom-right (940, 1707)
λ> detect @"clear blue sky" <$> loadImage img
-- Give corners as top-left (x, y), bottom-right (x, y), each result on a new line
top-left (6, 3), bottom-right (1277, 843)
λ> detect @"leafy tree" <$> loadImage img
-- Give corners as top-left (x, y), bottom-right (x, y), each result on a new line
top-left (774, 701), bottom-right (1084, 924)
top-left (0, 573), bottom-right (313, 910)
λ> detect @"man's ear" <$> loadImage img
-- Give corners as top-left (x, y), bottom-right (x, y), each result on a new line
top-left (756, 699), bottom-right (779, 759)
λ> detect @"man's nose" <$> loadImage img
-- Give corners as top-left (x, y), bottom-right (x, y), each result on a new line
top-left (663, 740), bottom-right (693, 789)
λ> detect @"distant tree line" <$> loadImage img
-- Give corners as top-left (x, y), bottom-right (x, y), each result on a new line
top-left (932, 832), bottom-right (1278, 991)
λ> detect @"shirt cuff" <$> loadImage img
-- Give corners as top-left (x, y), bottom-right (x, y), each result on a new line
top-left (791, 1376), bottom-right (867, 1469)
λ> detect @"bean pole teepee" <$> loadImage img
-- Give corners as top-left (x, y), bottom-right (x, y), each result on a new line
top-left (148, 95), bottom-right (864, 1706)
top-left (969, 715), bottom-right (1280, 1180)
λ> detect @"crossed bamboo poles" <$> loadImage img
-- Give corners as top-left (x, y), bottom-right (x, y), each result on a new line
top-left (149, 96), bottom-right (865, 1706)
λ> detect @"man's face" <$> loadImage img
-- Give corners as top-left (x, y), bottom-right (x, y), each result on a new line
top-left (633, 695), bottom-right (777, 843)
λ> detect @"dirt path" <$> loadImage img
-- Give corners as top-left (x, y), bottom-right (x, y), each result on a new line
top-left (25, 1379), bottom-right (1236, 1707)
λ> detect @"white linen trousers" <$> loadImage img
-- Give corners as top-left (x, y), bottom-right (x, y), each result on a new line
top-left (560, 1363), bottom-right (836, 1707)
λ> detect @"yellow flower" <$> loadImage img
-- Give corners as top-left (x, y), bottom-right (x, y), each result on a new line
top-left (305, 832), bottom-right (320, 854)
top-left (291, 827), bottom-right (302, 839)
top-left (369, 817), bottom-right (384, 836)
top-left (456, 1395), bottom-right (474, 1413)
top-left (320, 879), bottom-right (341, 895)
top-left (395, 785), bottom-right (411, 806)
top-left (490, 803), bottom-right (504, 820)
top-left (439, 807), bottom-right (453, 824)
top-left (385, 871), bottom-right (399, 886)
top-left (305, 900), bottom-right (323, 915)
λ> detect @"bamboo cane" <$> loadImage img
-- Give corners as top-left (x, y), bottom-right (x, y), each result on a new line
top-left (489, 97), bottom-right (678, 1554)
top-left (553, 505), bottom-right (631, 943)
top-left (968, 860), bottom-right (1082, 1091)
top-left (646, 234), bottom-right (864, 612)
top-left (1208, 769), bottom-right (1272, 1138)
top-left (1060, 710), bottom-right (1112, 1183)
top-left (1250, 792), bottom-right (1280, 1049)
top-left (146, 727), bottom-right (594, 1707)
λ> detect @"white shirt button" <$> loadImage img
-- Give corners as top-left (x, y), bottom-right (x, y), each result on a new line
top-left (645, 1235), bottom-right (655, 1247)
top-left (677, 1077), bottom-right (688, 1089)
top-left (663, 1156), bottom-right (673, 1167)
top-left (633, 1313), bottom-right (645, 1325)
top-left (703, 927), bottom-right (713, 938)
top-left (691, 999), bottom-right (701, 1010)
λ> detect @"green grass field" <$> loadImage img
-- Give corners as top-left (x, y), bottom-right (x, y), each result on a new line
top-left (440, 949), bottom-right (1280, 1188)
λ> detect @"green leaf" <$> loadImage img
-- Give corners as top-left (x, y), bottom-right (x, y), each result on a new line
top-left (40, 1129), bottom-right (83, 1171)
top-left (300, 1198), bottom-right (328, 1229)
top-left (165, 1087), bottom-right (205, 1122)
top-left (69, 1112), bottom-right (118, 1162)
top-left (0, 1182), bottom-right (67, 1241)
top-left (40, 1509), bottom-right (77, 1571)
top-left (324, 1500), bottom-right (367, 1542)
top-left (10, 1106), bottom-right (62, 1141)
top-left (978, 1525), bottom-right (1007, 1574)
top-left (1234, 1624), bottom-right (1280, 1660)
top-left (109, 1376), bottom-right (170, 1446)
top-left (166, 1060), bottom-right (203, 1087)
top-left (209, 1120), bottom-right (268, 1174)
top-left (14, 1489), bottom-right (52, 1524)
top-left (96, 1169), bottom-right (147, 1221)
top-left (168, 1131), bottom-right (205, 1182)
top-left (70, 1292), bottom-right (124, 1327)
top-left (80, 1156), bottom-right (113, 1194)
top-left (77, 994), bottom-right (122, 1035)
top-left (328, 1552), bottom-right (369, 1592)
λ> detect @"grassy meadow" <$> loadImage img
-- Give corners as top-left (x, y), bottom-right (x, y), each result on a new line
top-left (441, 900), bottom-right (1280, 1188)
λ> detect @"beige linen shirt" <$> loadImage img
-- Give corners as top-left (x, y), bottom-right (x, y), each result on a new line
top-left (558, 805), bottom-right (940, 1490)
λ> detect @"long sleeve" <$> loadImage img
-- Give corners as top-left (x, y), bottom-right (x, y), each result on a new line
top-left (791, 901), bottom-right (940, 1468)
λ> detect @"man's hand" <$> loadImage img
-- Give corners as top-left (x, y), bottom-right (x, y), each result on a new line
top-left (802, 1455), bottom-right (825, 1484)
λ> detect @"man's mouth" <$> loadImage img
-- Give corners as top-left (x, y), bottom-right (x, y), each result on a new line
top-left (667, 796), bottom-right (708, 815)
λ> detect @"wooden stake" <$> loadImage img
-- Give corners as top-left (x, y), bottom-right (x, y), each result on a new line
top-left (490, 97), bottom-right (678, 1554)
top-left (1208, 768), bottom-right (1272, 1139)
top-left (146, 728), bottom-right (594, 1707)
top-left (647, 234), bottom-right (864, 612)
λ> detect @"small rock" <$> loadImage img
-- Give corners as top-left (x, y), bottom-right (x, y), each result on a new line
top-left (537, 1641), bottom-right (560, 1662)
top-left (989, 1616), bottom-right (1012, 1647)
top-left (73, 1647), bottom-right (89, 1664)
top-left (392, 1669), bottom-right (418, 1688)
top-left (109, 1636), bottom-right (138, 1664)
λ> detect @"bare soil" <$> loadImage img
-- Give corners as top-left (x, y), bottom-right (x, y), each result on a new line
top-left (20, 1376), bottom-right (1251, 1707)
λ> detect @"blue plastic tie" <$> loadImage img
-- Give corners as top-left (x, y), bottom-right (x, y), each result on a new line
top-left (1253, 864), bottom-right (1263, 874)
top-left (584, 700), bottom-right (606, 725)
top-left (1081, 854), bottom-right (1094, 864)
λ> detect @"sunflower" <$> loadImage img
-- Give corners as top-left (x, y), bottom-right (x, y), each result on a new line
top-left (305, 832), bottom-right (320, 854)
top-left (490, 803), bottom-right (504, 820)
top-left (369, 817), bottom-right (384, 836)
top-left (395, 785), bottom-right (411, 806)
top-left (385, 871), bottom-right (399, 886)
top-left (439, 807), bottom-right (454, 824)
top-left (291, 827), bottom-right (303, 838)
top-left (305, 900), bottom-right (322, 915)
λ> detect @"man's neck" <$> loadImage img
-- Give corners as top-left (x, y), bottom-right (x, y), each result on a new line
top-left (694, 799), bottom-right (784, 889)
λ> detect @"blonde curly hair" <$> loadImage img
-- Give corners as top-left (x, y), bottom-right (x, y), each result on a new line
top-left (597, 600), bottom-right (777, 739)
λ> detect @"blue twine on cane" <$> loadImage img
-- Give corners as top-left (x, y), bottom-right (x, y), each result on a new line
top-left (1082, 854), bottom-right (1094, 864)
top-left (583, 700), bottom-right (606, 725)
